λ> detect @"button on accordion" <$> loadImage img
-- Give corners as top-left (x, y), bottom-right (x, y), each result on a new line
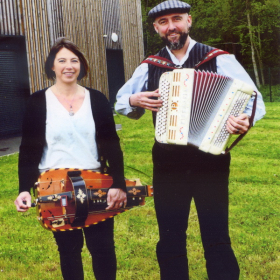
top-left (155, 69), bottom-right (255, 155)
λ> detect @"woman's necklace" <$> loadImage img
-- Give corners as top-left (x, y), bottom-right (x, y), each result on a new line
top-left (64, 96), bottom-right (76, 116)
top-left (55, 85), bottom-right (78, 116)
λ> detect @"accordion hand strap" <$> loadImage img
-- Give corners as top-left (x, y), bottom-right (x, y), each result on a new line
top-left (225, 92), bottom-right (258, 154)
top-left (141, 49), bottom-right (229, 69)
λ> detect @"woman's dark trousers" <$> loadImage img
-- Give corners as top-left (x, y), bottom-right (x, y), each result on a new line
top-left (53, 218), bottom-right (116, 280)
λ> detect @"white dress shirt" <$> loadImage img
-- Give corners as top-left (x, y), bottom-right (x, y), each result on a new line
top-left (115, 38), bottom-right (266, 125)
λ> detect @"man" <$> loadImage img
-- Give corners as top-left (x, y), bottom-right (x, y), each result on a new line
top-left (115, 1), bottom-right (266, 279)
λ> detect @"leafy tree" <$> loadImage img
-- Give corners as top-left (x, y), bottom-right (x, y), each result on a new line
top-left (246, 0), bottom-right (261, 87)
top-left (249, 0), bottom-right (280, 67)
top-left (141, 0), bottom-right (280, 84)
top-left (141, 0), bottom-right (166, 56)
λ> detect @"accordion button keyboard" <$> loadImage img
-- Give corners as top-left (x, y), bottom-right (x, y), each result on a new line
top-left (156, 78), bottom-right (170, 137)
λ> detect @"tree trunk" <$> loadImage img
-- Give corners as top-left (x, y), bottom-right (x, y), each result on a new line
top-left (257, 23), bottom-right (265, 85)
top-left (246, 10), bottom-right (261, 88)
top-left (254, 41), bottom-right (265, 85)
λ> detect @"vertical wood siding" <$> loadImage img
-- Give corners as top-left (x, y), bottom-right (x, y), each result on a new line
top-left (101, 0), bottom-right (122, 49)
top-left (0, 0), bottom-right (24, 35)
top-left (47, 0), bottom-right (64, 46)
top-left (61, 0), bottom-right (108, 95)
top-left (0, 0), bottom-right (144, 96)
top-left (120, 0), bottom-right (144, 81)
top-left (21, 0), bottom-right (51, 91)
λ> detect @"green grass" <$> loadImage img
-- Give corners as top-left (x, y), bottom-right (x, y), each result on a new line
top-left (0, 102), bottom-right (279, 279)
top-left (260, 84), bottom-right (280, 102)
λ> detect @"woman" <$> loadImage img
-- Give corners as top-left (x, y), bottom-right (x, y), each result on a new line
top-left (14, 37), bottom-right (127, 280)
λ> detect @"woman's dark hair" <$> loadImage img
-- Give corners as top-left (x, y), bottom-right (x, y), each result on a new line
top-left (45, 37), bottom-right (89, 81)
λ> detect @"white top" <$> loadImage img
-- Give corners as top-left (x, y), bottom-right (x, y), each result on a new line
top-left (39, 88), bottom-right (101, 172)
top-left (115, 38), bottom-right (266, 125)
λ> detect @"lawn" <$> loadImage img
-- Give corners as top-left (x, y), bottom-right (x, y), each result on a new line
top-left (0, 102), bottom-right (279, 279)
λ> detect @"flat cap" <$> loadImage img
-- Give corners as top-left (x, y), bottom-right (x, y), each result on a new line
top-left (148, 0), bottom-right (191, 19)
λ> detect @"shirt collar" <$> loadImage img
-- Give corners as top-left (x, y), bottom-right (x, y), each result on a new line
top-left (166, 37), bottom-right (197, 66)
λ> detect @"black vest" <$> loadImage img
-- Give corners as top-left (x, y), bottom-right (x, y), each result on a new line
top-left (147, 42), bottom-right (217, 92)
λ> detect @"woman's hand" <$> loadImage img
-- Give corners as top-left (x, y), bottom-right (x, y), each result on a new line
top-left (106, 188), bottom-right (127, 210)
top-left (14, 191), bottom-right (32, 212)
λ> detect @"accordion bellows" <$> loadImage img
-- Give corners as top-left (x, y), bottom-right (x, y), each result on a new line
top-left (155, 69), bottom-right (254, 155)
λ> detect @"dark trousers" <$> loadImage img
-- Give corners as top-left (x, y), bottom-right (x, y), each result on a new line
top-left (152, 143), bottom-right (239, 280)
top-left (53, 218), bottom-right (116, 280)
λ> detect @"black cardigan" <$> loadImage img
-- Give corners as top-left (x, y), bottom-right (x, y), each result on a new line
top-left (18, 88), bottom-right (126, 193)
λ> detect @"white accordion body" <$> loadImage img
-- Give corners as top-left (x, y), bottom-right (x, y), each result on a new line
top-left (155, 69), bottom-right (254, 155)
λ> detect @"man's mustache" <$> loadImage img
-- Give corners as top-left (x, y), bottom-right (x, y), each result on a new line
top-left (166, 30), bottom-right (180, 36)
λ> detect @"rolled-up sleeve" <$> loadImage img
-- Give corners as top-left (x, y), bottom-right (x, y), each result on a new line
top-left (217, 54), bottom-right (266, 125)
top-left (115, 64), bottom-right (148, 119)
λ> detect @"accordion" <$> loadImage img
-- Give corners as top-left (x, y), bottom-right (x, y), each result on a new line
top-left (155, 69), bottom-right (255, 155)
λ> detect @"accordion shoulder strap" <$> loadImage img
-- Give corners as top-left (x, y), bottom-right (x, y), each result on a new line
top-left (141, 48), bottom-right (229, 70)
top-left (194, 49), bottom-right (229, 68)
top-left (141, 55), bottom-right (180, 69)
top-left (225, 92), bottom-right (258, 154)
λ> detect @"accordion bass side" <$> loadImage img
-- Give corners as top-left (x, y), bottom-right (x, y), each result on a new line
top-left (155, 69), bottom-right (255, 155)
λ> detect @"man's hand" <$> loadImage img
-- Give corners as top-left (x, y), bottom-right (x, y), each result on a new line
top-left (14, 191), bottom-right (32, 212)
top-left (129, 89), bottom-right (162, 112)
top-left (226, 113), bottom-right (250, 135)
top-left (106, 188), bottom-right (127, 210)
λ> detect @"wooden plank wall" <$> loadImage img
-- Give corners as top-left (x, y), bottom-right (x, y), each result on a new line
top-left (21, 0), bottom-right (52, 92)
top-left (46, 0), bottom-right (64, 46)
top-left (101, 0), bottom-right (122, 50)
top-left (120, 0), bottom-right (144, 81)
top-left (0, 0), bottom-right (55, 92)
top-left (0, 0), bottom-right (144, 95)
top-left (61, 0), bottom-right (109, 96)
top-left (0, 0), bottom-right (23, 35)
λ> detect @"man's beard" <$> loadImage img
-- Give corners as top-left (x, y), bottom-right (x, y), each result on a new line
top-left (161, 31), bottom-right (189, 50)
